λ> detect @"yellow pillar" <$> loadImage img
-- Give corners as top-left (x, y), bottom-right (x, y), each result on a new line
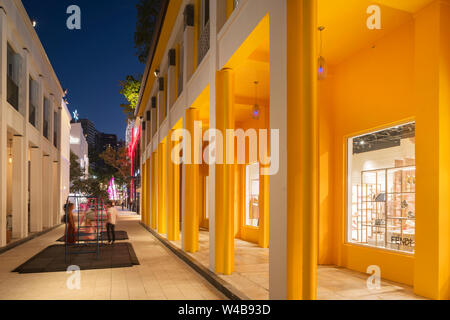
top-left (258, 107), bottom-right (270, 249)
top-left (145, 158), bottom-right (151, 227)
top-left (151, 152), bottom-right (158, 230)
top-left (158, 139), bottom-right (168, 234)
top-left (286, 0), bottom-right (318, 300)
top-left (184, 108), bottom-right (200, 252)
top-left (168, 129), bottom-right (181, 241)
top-left (141, 162), bottom-right (146, 225)
top-left (215, 69), bottom-right (235, 275)
top-left (414, 1), bottom-right (450, 300)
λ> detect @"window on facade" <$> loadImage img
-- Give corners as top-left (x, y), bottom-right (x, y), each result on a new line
top-left (245, 163), bottom-right (260, 227)
top-left (347, 122), bottom-right (416, 253)
top-left (29, 77), bottom-right (39, 127)
top-left (53, 111), bottom-right (58, 148)
top-left (201, 0), bottom-right (210, 27)
top-left (43, 97), bottom-right (50, 139)
top-left (198, 0), bottom-right (210, 65)
top-left (7, 44), bottom-right (20, 111)
top-left (165, 77), bottom-right (168, 118)
top-left (178, 42), bottom-right (184, 97)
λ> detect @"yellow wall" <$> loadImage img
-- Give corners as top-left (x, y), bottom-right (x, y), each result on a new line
top-left (319, 19), bottom-right (416, 285)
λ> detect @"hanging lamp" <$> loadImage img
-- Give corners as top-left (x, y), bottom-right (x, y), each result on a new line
top-left (252, 81), bottom-right (261, 120)
top-left (318, 26), bottom-right (328, 80)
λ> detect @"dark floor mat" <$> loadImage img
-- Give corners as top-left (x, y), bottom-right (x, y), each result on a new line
top-left (56, 231), bottom-right (129, 242)
top-left (12, 243), bottom-right (139, 274)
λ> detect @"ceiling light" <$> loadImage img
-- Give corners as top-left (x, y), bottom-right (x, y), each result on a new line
top-left (32, 20), bottom-right (37, 28)
top-left (154, 69), bottom-right (160, 78)
top-left (318, 26), bottom-right (327, 81)
top-left (252, 81), bottom-right (261, 120)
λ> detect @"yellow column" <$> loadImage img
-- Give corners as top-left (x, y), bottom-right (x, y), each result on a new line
top-left (158, 139), bottom-right (168, 234)
top-left (141, 163), bottom-right (146, 224)
top-left (151, 152), bottom-right (158, 230)
top-left (168, 129), bottom-right (181, 241)
top-left (287, 0), bottom-right (318, 300)
top-left (184, 108), bottom-right (200, 252)
top-left (258, 107), bottom-right (270, 249)
top-left (414, 1), bottom-right (450, 300)
top-left (145, 158), bottom-right (151, 227)
top-left (215, 69), bottom-right (235, 275)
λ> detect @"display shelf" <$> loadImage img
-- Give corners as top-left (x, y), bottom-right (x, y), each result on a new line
top-left (351, 164), bottom-right (415, 253)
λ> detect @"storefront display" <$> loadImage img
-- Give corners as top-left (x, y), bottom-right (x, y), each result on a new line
top-left (348, 123), bottom-right (415, 253)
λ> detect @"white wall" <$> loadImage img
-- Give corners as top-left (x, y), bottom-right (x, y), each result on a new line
top-left (0, 0), bottom-right (65, 246)
top-left (70, 122), bottom-right (89, 176)
top-left (350, 138), bottom-right (416, 185)
top-left (60, 100), bottom-right (71, 208)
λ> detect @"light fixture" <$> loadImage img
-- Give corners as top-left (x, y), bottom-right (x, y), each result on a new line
top-left (32, 20), bottom-right (37, 28)
top-left (252, 81), bottom-right (261, 120)
top-left (318, 26), bottom-right (328, 80)
top-left (8, 139), bottom-right (12, 164)
top-left (154, 69), bottom-right (160, 78)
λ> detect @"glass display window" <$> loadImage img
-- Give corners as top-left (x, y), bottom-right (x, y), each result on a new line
top-left (347, 122), bottom-right (415, 253)
top-left (245, 163), bottom-right (260, 227)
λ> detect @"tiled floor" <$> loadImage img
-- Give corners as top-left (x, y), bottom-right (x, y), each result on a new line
top-left (0, 211), bottom-right (226, 300)
top-left (171, 230), bottom-right (425, 300)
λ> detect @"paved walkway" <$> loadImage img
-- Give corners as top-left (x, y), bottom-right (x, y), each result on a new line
top-left (172, 230), bottom-right (425, 300)
top-left (0, 211), bottom-right (226, 300)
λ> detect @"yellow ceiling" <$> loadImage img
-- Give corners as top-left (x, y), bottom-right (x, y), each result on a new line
top-left (373, 0), bottom-right (434, 12)
top-left (318, 0), bottom-right (435, 65)
top-left (224, 14), bottom-right (270, 122)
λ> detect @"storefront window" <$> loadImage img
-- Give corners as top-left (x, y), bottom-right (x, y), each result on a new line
top-left (245, 163), bottom-right (259, 227)
top-left (347, 122), bottom-right (415, 253)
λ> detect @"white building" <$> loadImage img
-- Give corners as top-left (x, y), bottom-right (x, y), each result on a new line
top-left (60, 100), bottom-right (71, 209)
top-left (0, 0), bottom-right (70, 247)
top-left (70, 121), bottom-right (89, 177)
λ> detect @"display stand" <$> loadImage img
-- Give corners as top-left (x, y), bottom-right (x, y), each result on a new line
top-left (64, 196), bottom-right (108, 262)
top-left (351, 162), bottom-right (416, 253)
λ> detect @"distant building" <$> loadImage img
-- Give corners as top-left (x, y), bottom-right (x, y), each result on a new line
top-left (96, 132), bottom-right (118, 152)
top-left (78, 118), bottom-right (98, 151)
top-left (70, 122), bottom-right (89, 177)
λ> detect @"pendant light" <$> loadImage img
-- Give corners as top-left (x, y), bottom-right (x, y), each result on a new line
top-left (318, 26), bottom-right (327, 80)
top-left (252, 81), bottom-right (260, 120)
top-left (8, 139), bottom-right (12, 164)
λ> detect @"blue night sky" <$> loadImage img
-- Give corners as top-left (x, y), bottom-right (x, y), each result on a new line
top-left (22, 0), bottom-right (145, 140)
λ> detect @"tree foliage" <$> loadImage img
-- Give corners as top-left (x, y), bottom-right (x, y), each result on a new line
top-left (70, 151), bottom-right (84, 182)
top-left (119, 75), bottom-right (142, 120)
top-left (134, 0), bottom-right (163, 64)
top-left (99, 146), bottom-right (131, 185)
top-left (70, 151), bottom-right (108, 200)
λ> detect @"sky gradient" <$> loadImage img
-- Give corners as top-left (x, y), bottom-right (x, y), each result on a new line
top-left (22, 0), bottom-right (145, 140)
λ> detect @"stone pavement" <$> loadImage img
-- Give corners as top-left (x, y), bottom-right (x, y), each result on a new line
top-left (0, 212), bottom-right (226, 300)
